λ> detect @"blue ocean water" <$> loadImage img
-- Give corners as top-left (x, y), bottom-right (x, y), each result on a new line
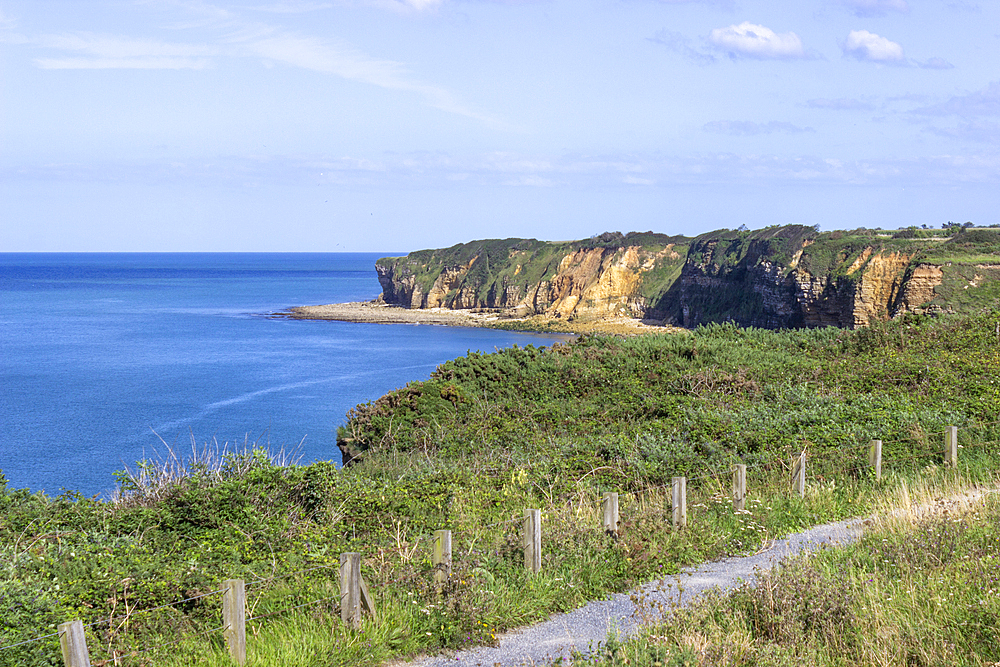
top-left (0, 253), bottom-right (568, 497)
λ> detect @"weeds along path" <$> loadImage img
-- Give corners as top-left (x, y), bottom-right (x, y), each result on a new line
top-left (408, 487), bottom-right (998, 667)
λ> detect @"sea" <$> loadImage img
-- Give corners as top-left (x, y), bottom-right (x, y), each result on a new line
top-left (0, 253), bottom-right (570, 498)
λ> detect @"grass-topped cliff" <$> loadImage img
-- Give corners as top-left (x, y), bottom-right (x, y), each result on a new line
top-left (375, 225), bottom-right (1000, 330)
top-left (3, 313), bottom-right (1000, 666)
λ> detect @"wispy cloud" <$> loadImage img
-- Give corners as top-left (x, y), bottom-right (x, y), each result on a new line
top-left (909, 82), bottom-right (1000, 145)
top-left (232, 28), bottom-right (501, 124)
top-left (10, 151), bottom-right (1000, 188)
top-left (918, 57), bottom-right (954, 70)
top-left (33, 32), bottom-right (216, 69)
top-left (648, 29), bottom-right (717, 65)
top-left (647, 0), bottom-right (735, 6)
top-left (12, 1), bottom-right (501, 126)
top-left (912, 81), bottom-right (1000, 118)
top-left (806, 97), bottom-right (875, 111)
top-left (843, 29), bottom-right (904, 63)
top-left (838, 0), bottom-right (909, 17)
top-left (244, 2), bottom-right (334, 13)
top-left (364, 0), bottom-right (446, 11)
top-left (703, 120), bottom-right (815, 135)
top-left (709, 22), bottom-right (809, 60)
top-left (0, 9), bottom-right (16, 30)
top-left (925, 121), bottom-right (1000, 144)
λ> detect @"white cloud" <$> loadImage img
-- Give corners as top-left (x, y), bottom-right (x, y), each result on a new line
top-left (839, 0), bottom-right (909, 17)
top-left (709, 22), bottom-right (807, 60)
top-left (843, 30), bottom-right (904, 62)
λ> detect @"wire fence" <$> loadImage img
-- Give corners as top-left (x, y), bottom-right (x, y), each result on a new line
top-left (4, 421), bottom-right (998, 665)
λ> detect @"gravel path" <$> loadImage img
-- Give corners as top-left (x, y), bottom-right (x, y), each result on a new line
top-left (408, 487), bottom-right (998, 666)
top-left (409, 518), bottom-right (864, 666)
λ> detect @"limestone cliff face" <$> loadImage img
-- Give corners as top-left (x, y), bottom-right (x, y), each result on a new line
top-left (376, 234), bottom-right (686, 322)
top-left (375, 227), bottom-right (997, 329)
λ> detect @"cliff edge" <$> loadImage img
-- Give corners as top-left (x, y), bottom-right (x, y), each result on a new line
top-left (375, 226), bottom-right (1000, 330)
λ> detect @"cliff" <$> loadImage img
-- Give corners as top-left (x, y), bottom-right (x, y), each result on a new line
top-left (375, 226), bottom-right (1000, 329)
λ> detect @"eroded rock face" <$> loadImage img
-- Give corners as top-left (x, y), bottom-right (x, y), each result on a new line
top-left (377, 244), bottom-right (677, 321)
top-left (375, 229), bottom-right (990, 329)
top-left (679, 248), bottom-right (946, 329)
top-left (895, 264), bottom-right (945, 312)
top-left (850, 251), bottom-right (913, 327)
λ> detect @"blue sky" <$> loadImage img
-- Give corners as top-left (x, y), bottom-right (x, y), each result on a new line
top-left (1, 0), bottom-right (998, 252)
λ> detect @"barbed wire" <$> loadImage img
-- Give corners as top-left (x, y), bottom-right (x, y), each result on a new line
top-left (95, 623), bottom-right (229, 665)
top-left (0, 587), bottom-right (228, 653)
top-left (93, 588), bottom-right (227, 629)
top-left (0, 629), bottom-right (62, 652)
top-left (247, 563), bottom-right (339, 589)
top-left (247, 594), bottom-right (341, 623)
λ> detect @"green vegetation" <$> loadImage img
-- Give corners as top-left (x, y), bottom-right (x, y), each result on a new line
top-left (573, 479), bottom-right (1000, 667)
top-left (3, 312), bottom-right (1000, 665)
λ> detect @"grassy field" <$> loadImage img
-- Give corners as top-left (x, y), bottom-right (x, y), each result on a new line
top-left (2, 312), bottom-right (999, 666)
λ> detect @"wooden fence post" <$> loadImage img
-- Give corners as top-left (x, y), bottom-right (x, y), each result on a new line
top-left (791, 452), bottom-right (806, 498)
top-left (945, 426), bottom-right (958, 467)
top-left (433, 529), bottom-right (452, 587)
top-left (672, 477), bottom-right (687, 529)
top-left (732, 465), bottom-right (747, 512)
top-left (58, 620), bottom-right (90, 667)
top-left (222, 579), bottom-right (246, 665)
top-left (523, 509), bottom-right (541, 574)
top-left (340, 553), bottom-right (362, 629)
top-left (602, 492), bottom-right (619, 535)
top-left (869, 439), bottom-right (882, 480)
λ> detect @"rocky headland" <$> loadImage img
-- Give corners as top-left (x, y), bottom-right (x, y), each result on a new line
top-left (367, 225), bottom-right (1000, 330)
top-left (289, 225), bottom-right (1000, 332)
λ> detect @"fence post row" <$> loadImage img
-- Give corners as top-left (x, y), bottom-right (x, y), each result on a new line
top-left (222, 579), bottom-right (246, 666)
top-left (41, 430), bottom-right (965, 662)
top-left (602, 492), bottom-right (619, 536)
top-left (433, 529), bottom-right (452, 587)
top-left (58, 620), bottom-right (91, 667)
top-left (732, 464), bottom-right (747, 512)
top-left (523, 509), bottom-right (541, 574)
top-left (945, 426), bottom-right (958, 467)
top-left (869, 440), bottom-right (882, 480)
top-left (672, 476), bottom-right (687, 529)
top-left (790, 452), bottom-right (806, 498)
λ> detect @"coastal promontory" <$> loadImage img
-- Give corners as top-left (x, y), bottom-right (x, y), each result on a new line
top-left (368, 225), bottom-right (1000, 330)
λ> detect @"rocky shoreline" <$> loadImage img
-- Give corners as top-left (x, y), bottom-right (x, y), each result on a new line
top-left (280, 301), bottom-right (680, 335)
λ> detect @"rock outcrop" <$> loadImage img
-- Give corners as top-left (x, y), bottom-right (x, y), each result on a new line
top-left (375, 226), bottom-right (1000, 329)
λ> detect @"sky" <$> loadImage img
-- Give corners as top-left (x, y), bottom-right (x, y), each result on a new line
top-left (1, 0), bottom-right (998, 252)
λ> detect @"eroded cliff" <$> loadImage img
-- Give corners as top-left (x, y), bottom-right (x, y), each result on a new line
top-left (375, 226), bottom-right (1000, 329)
